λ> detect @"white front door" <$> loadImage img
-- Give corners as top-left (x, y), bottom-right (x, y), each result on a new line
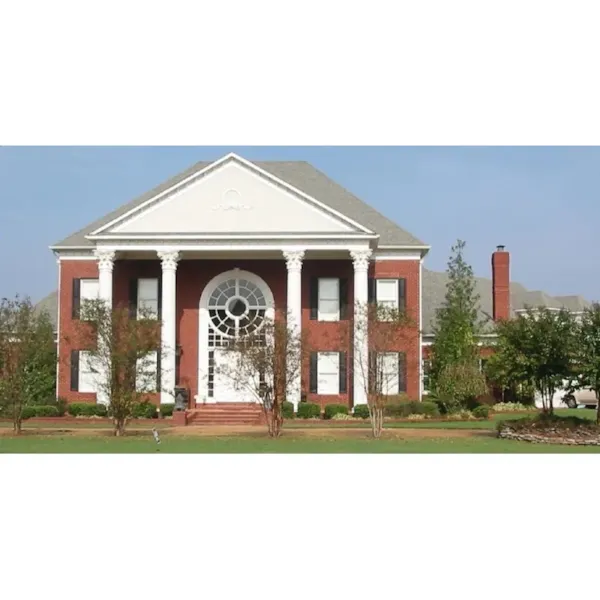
top-left (212, 348), bottom-right (257, 403)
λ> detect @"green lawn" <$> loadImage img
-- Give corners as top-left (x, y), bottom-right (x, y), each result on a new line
top-left (0, 408), bottom-right (597, 453)
top-left (2, 431), bottom-right (600, 453)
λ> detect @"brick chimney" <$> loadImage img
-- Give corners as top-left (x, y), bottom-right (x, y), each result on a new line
top-left (492, 245), bottom-right (510, 321)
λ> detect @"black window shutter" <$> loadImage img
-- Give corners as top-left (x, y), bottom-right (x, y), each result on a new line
top-left (339, 351), bottom-right (347, 393)
top-left (368, 278), bottom-right (376, 304)
top-left (368, 351), bottom-right (377, 393)
top-left (157, 351), bottom-right (162, 391)
top-left (398, 352), bottom-right (407, 393)
top-left (310, 278), bottom-right (319, 320)
top-left (72, 279), bottom-right (81, 319)
top-left (70, 350), bottom-right (79, 391)
top-left (309, 352), bottom-right (318, 393)
top-left (339, 278), bottom-right (349, 320)
top-left (157, 274), bottom-right (163, 320)
top-left (398, 278), bottom-right (407, 311)
top-left (129, 279), bottom-right (138, 319)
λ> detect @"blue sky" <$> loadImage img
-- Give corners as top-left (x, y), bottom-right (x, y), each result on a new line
top-left (0, 146), bottom-right (598, 303)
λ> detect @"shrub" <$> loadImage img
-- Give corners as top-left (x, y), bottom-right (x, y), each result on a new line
top-left (447, 409), bottom-right (475, 421)
top-left (56, 398), bottom-right (68, 417)
top-left (282, 401), bottom-right (295, 419)
top-left (430, 397), bottom-right (451, 415)
top-left (33, 405), bottom-right (60, 417)
top-left (472, 405), bottom-right (490, 419)
top-left (95, 404), bottom-right (108, 417)
top-left (21, 406), bottom-right (36, 420)
top-left (474, 393), bottom-right (497, 407)
top-left (159, 403), bottom-right (175, 418)
top-left (331, 412), bottom-right (355, 421)
top-left (324, 404), bottom-right (349, 419)
top-left (492, 402), bottom-right (531, 413)
top-left (384, 400), bottom-right (440, 419)
top-left (132, 401), bottom-right (158, 419)
top-left (407, 413), bottom-right (426, 421)
top-left (68, 402), bottom-right (100, 417)
top-left (419, 401), bottom-right (440, 417)
top-left (353, 405), bottom-right (370, 419)
top-left (297, 403), bottom-right (321, 419)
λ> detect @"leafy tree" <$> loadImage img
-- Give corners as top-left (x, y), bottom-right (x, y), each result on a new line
top-left (217, 311), bottom-right (307, 438)
top-left (69, 299), bottom-right (162, 436)
top-left (435, 362), bottom-right (487, 413)
top-left (0, 296), bottom-right (57, 433)
top-left (492, 307), bottom-right (577, 414)
top-left (353, 303), bottom-right (416, 438)
top-left (429, 240), bottom-right (485, 404)
top-left (573, 303), bottom-right (600, 424)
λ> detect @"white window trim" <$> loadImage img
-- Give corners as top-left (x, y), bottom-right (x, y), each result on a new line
top-left (80, 278), bottom-right (99, 321)
top-left (378, 352), bottom-right (400, 396)
top-left (79, 350), bottom-right (97, 393)
top-left (317, 352), bottom-right (340, 395)
top-left (136, 351), bottom-right (158, 393)
top-left (137, 278), bottom-right (159, 320)
top-left (376, 279), bottom-right (399, 321)
top-left (318, 278), bottom-right (340, 322)
top-left (422, 358), bottom-right (431, 394)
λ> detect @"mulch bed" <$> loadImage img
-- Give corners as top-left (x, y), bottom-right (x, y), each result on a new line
top-left (497, 416), bottom-right (600, 445)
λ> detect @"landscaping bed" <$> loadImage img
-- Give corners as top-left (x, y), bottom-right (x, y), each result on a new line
top-left (497, 414), bottom-right (600, 445)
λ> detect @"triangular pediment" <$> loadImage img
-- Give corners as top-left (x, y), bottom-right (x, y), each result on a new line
top-left (100, 156), bottom-right (369, 236)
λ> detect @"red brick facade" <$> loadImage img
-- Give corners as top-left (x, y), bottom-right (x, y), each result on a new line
top-left (58, 257), bottom-right (423, 407)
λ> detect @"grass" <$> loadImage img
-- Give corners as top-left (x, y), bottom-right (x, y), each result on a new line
top-left (0, 408), bottom-right (597, 453)
top-left (287, 409), bottom-right (597, 430)
top-left (2, 433), bottom-right (600, 453)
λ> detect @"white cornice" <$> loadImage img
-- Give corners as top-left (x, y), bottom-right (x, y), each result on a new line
top-left (87, 233), bottom-right (378, 241)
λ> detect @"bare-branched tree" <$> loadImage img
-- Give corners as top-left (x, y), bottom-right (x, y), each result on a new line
top-left (0, 296), bottom-right (57, 434)
top-left (69, 299), bottom-right (163, 436)
top-left (353, 302), bottom-right (416, 438)
top-left (217, 311), bottom-right (307, 438)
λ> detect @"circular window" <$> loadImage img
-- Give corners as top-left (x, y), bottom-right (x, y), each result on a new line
top-left (208, 277), bottom-right (267, 338)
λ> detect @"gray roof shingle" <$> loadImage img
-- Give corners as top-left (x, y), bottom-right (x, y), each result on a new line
top-left (421, 268), bottom-right (592, 334)
top-left (53, 158), bottom-right (427, 248)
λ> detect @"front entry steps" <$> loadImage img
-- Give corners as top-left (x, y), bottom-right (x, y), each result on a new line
top-left (184, 403), bottom-right (265, 426)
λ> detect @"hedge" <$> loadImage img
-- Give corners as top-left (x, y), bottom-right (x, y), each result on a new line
top-left (21, 405), bottom-right (60, 419)
top-left (282, 401), bottom-right (295, 419)
top-left (353, 405), bottom-right (370, 419)
top-left (68, 403), bottom-right (104, 417)
top-left (384, 400), bottom-right (439, 418)
top-left (132, 401), bottom-right (159, 419)
top-left (159, 403), bottom-right (175, 418)
top-left (297, 403), bottom-right (321, 419)
top-left (324, 404), bottom-right (349, 419)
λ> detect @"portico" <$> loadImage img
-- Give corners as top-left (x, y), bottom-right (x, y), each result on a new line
top-left (89, 243), bottom-right (374, 409)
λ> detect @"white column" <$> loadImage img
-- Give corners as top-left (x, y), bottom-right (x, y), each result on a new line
top-left (350, 249), bottom-right (372, 407)
top-left (94, 249), bottom-right (116, 406)
top-left (158, 250), bottom-right (180, 405)
top-left (283, 249), bottom-right (305, 410)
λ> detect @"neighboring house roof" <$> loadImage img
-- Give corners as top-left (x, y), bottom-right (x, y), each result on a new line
top-left (53, 159), bottom-right (427, 248)
top-left (36, 272), bottom-right (592, 335)
top-left (421, 269), bottom-right (592, 335)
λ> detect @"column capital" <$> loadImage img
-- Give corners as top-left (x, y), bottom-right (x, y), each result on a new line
top-left (283, 249), bottom-right (305, 272)
top-left (158, 250), bottom-right (181, 271)
top-left (93, 249), bottom-right (116, 272)
top-left (350, 249), bottom-right (372, 272)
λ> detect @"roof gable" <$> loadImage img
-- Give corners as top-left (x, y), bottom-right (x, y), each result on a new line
top-left (93, 155), bottom-right (367, 237)
top-left (52, 154), bottom-right (426, 248)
